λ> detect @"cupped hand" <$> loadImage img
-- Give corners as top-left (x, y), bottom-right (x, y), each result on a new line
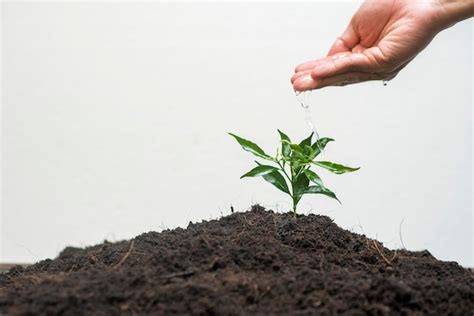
top-left (291, 0), bottom-right (446, 91)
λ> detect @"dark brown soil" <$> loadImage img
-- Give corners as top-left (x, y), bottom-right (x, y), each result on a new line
top-left (1, 205), bottom-right (473, 315)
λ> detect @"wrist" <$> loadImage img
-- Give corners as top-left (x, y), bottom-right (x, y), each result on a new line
top-left (435, 0), bottom-right (474, 30)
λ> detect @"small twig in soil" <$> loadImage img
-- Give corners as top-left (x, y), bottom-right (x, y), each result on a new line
top-left (242, 215), bottom-right (253, 226)
top-left (319, 255), bottom-right (325, 271)
top-left (353, 259), bottom-right (369, 269)
top-left (89, 254), bottom-right (97, 264)
top-left (253, 283), bottom-right (259, 302)
top-left (159, 269), bottom-right (196, 279)
top-left (390, 250), bottom-right (398, 262)
top-left (272, 214), bottom-right (278, 233)
top-left (371, 240), bottom-right (394, 266)
top-left (111, 240), bottom-right (135, 271)
top-left (232, 213), bottom-right (263, 241)
top-left (365, 237), bottom-right (371, 250)
top-left (201, 234), bottom-right (211, 248)
top-left (207, 257), bottom-right (221, 271)
top-left (87, 251), bottom-right (106, 268)
top-left (258, 285), bottom-right (272, 300)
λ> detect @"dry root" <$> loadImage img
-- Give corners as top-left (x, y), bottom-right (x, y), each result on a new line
top-left (371, 240), bottom-right (398, 266)
top-left (111, 240), bottom-right (135, 271)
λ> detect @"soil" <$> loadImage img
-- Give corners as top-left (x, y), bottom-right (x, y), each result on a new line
top-left (1, 205), bottom-right (472, 315)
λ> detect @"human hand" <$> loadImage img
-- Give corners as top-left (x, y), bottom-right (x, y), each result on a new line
top-left (291, 0), bottom-right (473, 91)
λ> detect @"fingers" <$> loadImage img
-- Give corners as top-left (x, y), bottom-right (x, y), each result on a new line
top-left (291, 70), bottom-right (309, 85)
top-left (294, 51), bottom-right (353, 75)
top-left (292, 51), bottom-right (377, 89)
top-left (292, 72), bottom-right (316, 91)
top-left (310, 52), bottom-right (379, 80)
top-left (315, 72), bottom-right (386, 89)
top-left (292, 46), bottom-right (411, 91)
top-left (293, 50), bottom-right (379, 86)
top-left (293, 71), bottom-right (388, 91)
top-left (294, 59), bottom-right (325, 73)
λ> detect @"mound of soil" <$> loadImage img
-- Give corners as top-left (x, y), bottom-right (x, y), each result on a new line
top-left (1, 205), bottom-right (472, 315)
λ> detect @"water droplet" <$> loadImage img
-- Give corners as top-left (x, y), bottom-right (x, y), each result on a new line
top-left (295, 91), bottom-right (324, 154)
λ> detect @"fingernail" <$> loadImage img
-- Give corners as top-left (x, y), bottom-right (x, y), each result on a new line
top-left (299, 74), bottom-right (312, 83)
top-left (291, 71), bottom-right (304, 84)
top-left (294, 74), bottom-right (313, 91)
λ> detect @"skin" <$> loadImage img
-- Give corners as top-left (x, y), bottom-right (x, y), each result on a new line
top-left (291, 0), bottom-right (474, 91)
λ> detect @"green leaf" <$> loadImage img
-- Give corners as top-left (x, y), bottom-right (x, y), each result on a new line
top-left (313, 161), bottom-right (360, 174)
top-left (311, 138), bottom-right (334, 157)
top-left (293, 172), bottom-right (310, 204)
top-left (292, 136), bottom-right (316, 162)
top-left (261, 170), bottom-right (290, 195)
top-left (303, 169), bottom-right (340, 203)
top-left (303, 169), bottom-right (324, 187)
top-left (303, 145), bottom-right (315, 160)
top-left (290, 157), bottom-right (306, 174)
top-left (299, 132), bottom-right (313, 148)
top-left (240, 165), bottom-right (278, 179)
top-left (290, 143), bottom-right (303, 154)
top-left (229, 133), bottom-right (272, 161)
top-left (304, 185), bottom-right (341, 203)
top-left (291, 145), bottom-right (315, 175)
top-left (289, 143), bottom-right (306, 167)
top-left (278, 130), bottom-right (291, 159)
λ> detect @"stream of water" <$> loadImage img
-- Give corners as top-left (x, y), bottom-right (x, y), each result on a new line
top-left (295, 91), bottom-right (323, 154)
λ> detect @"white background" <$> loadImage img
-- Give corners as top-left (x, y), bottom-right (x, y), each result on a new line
top-left (1, 2), bottom-right (472, 266)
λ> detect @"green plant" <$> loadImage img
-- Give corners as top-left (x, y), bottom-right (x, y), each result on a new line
top-left (229, 130), bottom-right (359, 217)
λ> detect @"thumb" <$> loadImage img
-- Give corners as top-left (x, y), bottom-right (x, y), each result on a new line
top-left (327, 24), bottom-right (359, 56)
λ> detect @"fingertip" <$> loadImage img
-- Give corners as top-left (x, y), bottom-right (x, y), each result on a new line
top-left (291, 71), bottom-right (305, 84)
top-left (293, 74), bottom-right (318, 92)
top-left (294, 64), bottom-right (307, 73)
top-left (290, 72), bottom-right (298, 84)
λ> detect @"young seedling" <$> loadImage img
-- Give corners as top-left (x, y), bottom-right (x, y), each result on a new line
top-left (229, 130), bottom-right (359, 217)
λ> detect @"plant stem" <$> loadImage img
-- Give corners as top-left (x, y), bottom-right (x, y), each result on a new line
top-left (277, 161), bottom-right (292, 183)
top-left (292, 199), bottom-right (297, 218)
top-left (278, 158), bottom-right (299, 218)
top-left (290, 169), bottom-right (297, 218)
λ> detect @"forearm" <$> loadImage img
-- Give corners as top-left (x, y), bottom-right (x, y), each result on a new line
top-left (435, 0), bottom-right (474, 30)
